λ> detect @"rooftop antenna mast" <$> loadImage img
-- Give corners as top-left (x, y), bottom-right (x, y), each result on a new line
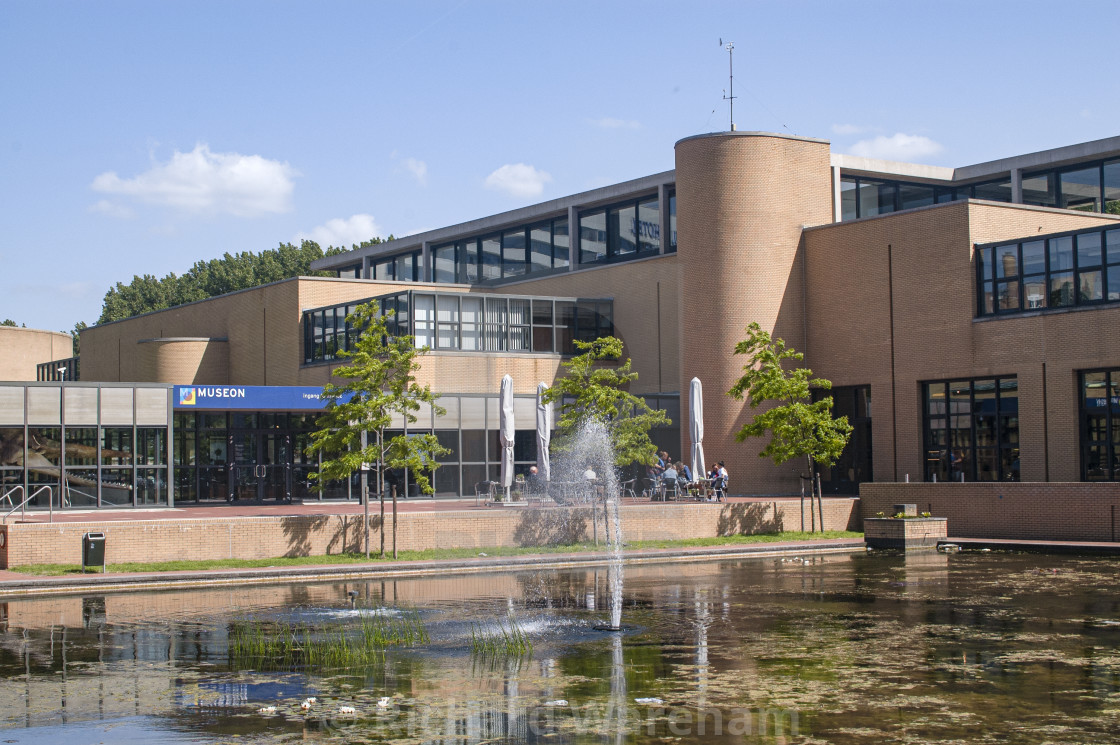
top-left (720, 38), bottom-right (736, 131)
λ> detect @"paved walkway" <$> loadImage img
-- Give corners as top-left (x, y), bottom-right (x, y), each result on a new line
top-left (945, 536), bottom-right (1120, 554)
top-left (0, 537), bottom-right (866, 596)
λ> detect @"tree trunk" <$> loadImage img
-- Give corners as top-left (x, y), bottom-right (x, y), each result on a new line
top-left (799, 478), bottom-right (805, 532)
top-left (361, 430), bottom-right (369, 559)
top-left (807, 456), bottom-right (816, 532)
top-left (379, 432), bottom-right (386, 559)
top-left (815, 472), bottom-right (825, 533)
top-left (392, 478), bottom-right (398, 560)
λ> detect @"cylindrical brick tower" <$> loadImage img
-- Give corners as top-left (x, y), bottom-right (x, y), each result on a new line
top-left (675, 132), bottom-right (832, 495)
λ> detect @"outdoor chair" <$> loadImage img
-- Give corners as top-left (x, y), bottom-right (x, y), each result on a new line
top-left (619, 478), bottom-right (638, 502)
top-left (711, 477), bottom-right (727, 502)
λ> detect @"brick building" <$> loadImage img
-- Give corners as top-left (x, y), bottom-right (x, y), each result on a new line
top-left (6, 130), bottom-right (1120, 509)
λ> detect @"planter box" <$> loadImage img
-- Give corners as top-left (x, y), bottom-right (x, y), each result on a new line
top-left (864, 517), bottom-right (947, 550)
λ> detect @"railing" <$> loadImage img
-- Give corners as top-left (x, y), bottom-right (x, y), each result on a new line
top-left (3, 486), bottom-right (54, 524)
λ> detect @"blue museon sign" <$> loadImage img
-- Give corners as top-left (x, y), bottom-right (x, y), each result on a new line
top-left (173, 385), bottom-right (338, 411)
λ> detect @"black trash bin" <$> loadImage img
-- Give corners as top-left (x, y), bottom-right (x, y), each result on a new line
top-left (82, 532), bottom-right (106, 573)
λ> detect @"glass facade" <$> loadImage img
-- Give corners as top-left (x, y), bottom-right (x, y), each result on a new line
top-left (335, 264), bottom-right (361, 279)
top-left (173, 411), bottom-right (345, 503)
top-left (579, 194), bottom-right (661, 265)
top-left (0, 384), bottom-right (170, 509)
top-left (977, 226), bottom-right (1120, 316)
top-left (303, 292), bottom-right (613, 364)
top-left (839, 175), bottom-right (1012, 221)
top-left (1080, 369), bottom-right (1120, 481)
top-left (431, 217), bottom-right (570, 285)
top-left (371, 251), bottom-right (421, 282)
top-left (1022, 158), bottom-right (1120, 214)
top-left (923, 377), bottom-right (1019, 483)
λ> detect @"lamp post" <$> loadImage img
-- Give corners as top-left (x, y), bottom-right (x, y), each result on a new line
top-left (57, 365), bottom-right (67, 382)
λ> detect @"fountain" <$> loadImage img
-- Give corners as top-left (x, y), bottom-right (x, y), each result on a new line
top-left (549, 418), bottom-right (626, 631)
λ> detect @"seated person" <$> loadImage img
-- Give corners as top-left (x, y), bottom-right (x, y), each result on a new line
top-left (678, 461), bottom-right (693, 482)
top-left (661, 463), bottom-right (679, 482)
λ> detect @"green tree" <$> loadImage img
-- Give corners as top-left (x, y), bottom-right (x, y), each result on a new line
top-left (96, 237), bottom-right (393, 324)
top-left (305, 299), bottom-right (446, 559)
top-left (1, 319), bottom-right (17, 327)
top-left (543, 336), bottom-right (670, 467)
top-left (69, 321), bottom-right (87, 356)
top-left (728, 322), bottom-right (852, 530)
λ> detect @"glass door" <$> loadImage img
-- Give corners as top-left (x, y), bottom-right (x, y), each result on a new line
top-left (259, 432), bottom-right (291, 502)
top-left (230, 430), bottom-right (292, 502)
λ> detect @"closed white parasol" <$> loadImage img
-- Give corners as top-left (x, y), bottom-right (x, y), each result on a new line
top-left (499, 374), bottom-right (515, 498)
top-left (689, 377), bottom-right (705, 484)
top-left (536, 382), bottom-right (552, 482)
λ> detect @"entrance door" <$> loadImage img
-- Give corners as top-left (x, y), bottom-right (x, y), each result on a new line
top-left (229, 431), bottom-right (292, 502)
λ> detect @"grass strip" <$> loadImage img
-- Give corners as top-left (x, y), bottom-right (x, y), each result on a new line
top-left (9, 530), bottom-right (863, 576)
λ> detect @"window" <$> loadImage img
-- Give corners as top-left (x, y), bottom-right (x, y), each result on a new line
top-left (579, 210), bottom-right (607, 264)
top-left (839, 176), bottom-right (967, 220)
top-left (923, 377), bottom-right (1018, 482)
top-left (1080, 369), bottom-right (1120, 481)
top-left (336, 265), bottom-right (361, 279)
top-left (436, 295), bottom-right (459, 350)
top-left (977, 226), bottom-right (1120, 317)
top-left (433, 244), bottom-right (457, 284)
top-left (502, 229), bottom-right (527, 278)
top-left (302, 291), bottom-right (612, 363)
top-left (667, 189), bottom-right (677, 253)
top-left (371, 251), bottom-right (420, 282)
top-left (579, 196), bottom-right (661, 265)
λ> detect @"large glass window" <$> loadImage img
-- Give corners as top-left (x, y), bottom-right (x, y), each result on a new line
top-left (839, 175), bottom-right (966, 220)
top-left (977, 226), bottom-right (1120, 317)
top-left (433, 244), bottom-right (457, 284)
top-left (481, 236), bottom-right (502, 281)
top-left (1081, 369), bottom-right (1120, 481)
top-left (502, 229), bottom-right (527, 278)
top-left (667, 190), bottom-right (677, 253)
top-left (371, 251), bottom-right (420, 282)
top-left (579, 195), bottom-right (660, 265)
top-left (579, 210), bottom-right (607, 264)
top-left (923, 377), bottom-right (1018, 482)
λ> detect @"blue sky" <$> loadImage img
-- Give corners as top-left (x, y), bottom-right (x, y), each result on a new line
top-left (3, 1), bottom-right (1119, 332)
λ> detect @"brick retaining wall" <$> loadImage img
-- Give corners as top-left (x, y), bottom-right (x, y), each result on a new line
top-left (0, 499), bottom-right (860, 568)
top-left (860, 483), bottom-right (1120, 541)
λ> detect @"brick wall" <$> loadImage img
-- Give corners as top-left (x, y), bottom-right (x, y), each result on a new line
top-left (0, 498), bottom-right (859, 568)
top-left (804, 201), bottom-right (1120, 485)
top-left (860, 482), bottom-right (1120, 541)
top-left (675, 132), bottom-right (833, 494)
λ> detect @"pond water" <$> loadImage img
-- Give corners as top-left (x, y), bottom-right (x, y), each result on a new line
top-left (0, 550), bottom-right (1118, 744)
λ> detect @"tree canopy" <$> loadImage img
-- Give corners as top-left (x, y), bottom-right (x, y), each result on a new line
top-left (542, 336), bottom-right (670, 467)
top-left (727, 322), bottom-right (852, 470)
top-left (305, 299), bottom-right (446, 558)
top-left (95, 237), bottom-right (391, 324)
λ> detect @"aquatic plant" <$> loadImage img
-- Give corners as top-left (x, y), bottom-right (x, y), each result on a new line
top-left (469, 612), bottom-right (533, 657)
top-left (228, 605), bottom-right (428, 671)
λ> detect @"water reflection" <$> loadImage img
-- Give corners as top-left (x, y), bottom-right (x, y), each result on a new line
top-left (0, 552), bottom-right (1118, 743)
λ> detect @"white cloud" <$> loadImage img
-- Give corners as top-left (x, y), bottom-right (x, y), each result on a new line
top-left (296, 214), bottom-right (383, 249)
top-left (831, 123), bottom-right (867, 136)
top-left (590, 117), bottom-right (641, 130)
top-left (849, 133), bottom-right (943, 161)
top-left (484, 163), bottom-right (552, 199)
top-left (90, 144), bottom-right (296, 217)
top-left (402, 157), bottom-right (428, 185)
top-left (88, 199), bottom-right (135, 219)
